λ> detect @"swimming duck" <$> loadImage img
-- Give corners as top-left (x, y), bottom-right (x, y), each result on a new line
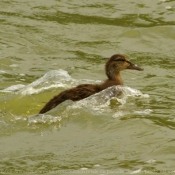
top-left (39, 54), bottom-right (143, 114)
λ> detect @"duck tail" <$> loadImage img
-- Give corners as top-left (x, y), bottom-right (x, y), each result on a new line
top-left (39, 90), bottom-right (70, 114)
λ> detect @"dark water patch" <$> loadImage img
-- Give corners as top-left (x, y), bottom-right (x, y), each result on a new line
top-left (72, 51), bottom-right (103, 64)
top-left (33, 11), bottom-right (175, 27)
top-left (0, 72), bottom-right (37, 86)
top-left (145, 116), bottom-right (175, 130)
top-left (130, 53), bottom-right (175, 67)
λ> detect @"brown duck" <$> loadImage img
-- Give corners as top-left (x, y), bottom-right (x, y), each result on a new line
top-left (39, 54), bottom-right (143, 114)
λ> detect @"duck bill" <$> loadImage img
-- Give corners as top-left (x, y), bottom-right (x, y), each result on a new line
top-left (127, 63), bottom-right (144, 71)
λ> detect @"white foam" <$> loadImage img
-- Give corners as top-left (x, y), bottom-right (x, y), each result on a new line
top-left (130, 169), bottom-right (142, 174)
top-left (19, 69), bottom-right (73, 95)
top-left (80, 168), bottom-right (88, 170)
top-left (2, 84), bottom-right (26, 92)
top-left (66, 86), bottom-right (149, 116)
top-left (134, 109), bottom-right (153, 115)
top-left (10, 64), bottom-right (19, 68)
top-left (146, 159), bottom-right (156, 163)
top-left (166, 6), bottom-right (172, 9)
top-left (0, 70), bottom-right (6, 74)
top-left (18, 70), bottom-right (102, 96)
top-left (113, 111), bottom-right (125, 118)
top-left (28, 114), bottom-right (62, 124)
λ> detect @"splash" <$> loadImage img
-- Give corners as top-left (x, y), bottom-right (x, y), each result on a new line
top-left (2, 84), bottom-right (25, 92)
top-left (28, 114), bottom-right (62, 124)
top-left (1, 70), bottom-right (150, 121)
top-left (27, 84), bottom-right (150, 120)
top-left (0, 70), bottom-right (73, 95)
top-left (1, 69), bottom-right (101, 96)
top-left (19, 70), bottom-right (73, 95)
top-left (65, 86), bottom-right (149, 117)
top-left (76, 86), bottom-right (148, 106)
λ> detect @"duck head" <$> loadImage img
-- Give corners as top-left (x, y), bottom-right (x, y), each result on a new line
top-left (105, 54), bottom-right (143, 80)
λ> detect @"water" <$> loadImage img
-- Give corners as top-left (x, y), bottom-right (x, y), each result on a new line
top-left (0, 0), bottom-right (175, 174)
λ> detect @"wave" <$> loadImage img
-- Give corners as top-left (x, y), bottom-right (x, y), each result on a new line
top-left (1, 70), bottom-right (150, 125)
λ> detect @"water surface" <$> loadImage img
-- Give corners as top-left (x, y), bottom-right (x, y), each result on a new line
top-left (0, 0), bottom-right (175, 174)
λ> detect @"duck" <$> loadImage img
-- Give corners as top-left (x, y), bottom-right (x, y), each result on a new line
top-left (39, 54), bottom-right (143, 114)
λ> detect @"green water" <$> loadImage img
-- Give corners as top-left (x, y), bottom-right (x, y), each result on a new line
top-left (0, 0), bottom-right (175, 174)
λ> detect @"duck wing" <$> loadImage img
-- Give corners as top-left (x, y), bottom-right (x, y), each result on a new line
top-left (39, 84), bottom-right (100, 114)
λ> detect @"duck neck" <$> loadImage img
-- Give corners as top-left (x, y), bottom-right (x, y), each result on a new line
top-left (111, 73), bottom-right (123, 85)
top-left (100, 73), bottom-right (123, 90)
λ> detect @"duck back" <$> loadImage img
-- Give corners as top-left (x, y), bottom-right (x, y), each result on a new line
top-left (39, 84), bottom-right (101, 114)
